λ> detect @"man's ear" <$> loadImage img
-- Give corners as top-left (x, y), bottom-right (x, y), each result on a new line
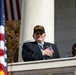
top-left (32, 34), bottom-right (34, 38)
top-left (44, 33), bottom-right (46, 37)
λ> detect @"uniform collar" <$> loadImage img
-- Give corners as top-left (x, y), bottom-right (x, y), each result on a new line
top-left (37, 42), bottom-right (44, 45)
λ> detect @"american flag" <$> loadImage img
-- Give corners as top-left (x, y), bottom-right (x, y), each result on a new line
top-left (0, 0), bottom-right (8, 75)
top-left (4, 0), bottom-right (22, 21)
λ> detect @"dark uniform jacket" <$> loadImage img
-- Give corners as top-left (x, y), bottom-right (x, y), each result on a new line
top-left (22, 41), bottom-right (60, 61)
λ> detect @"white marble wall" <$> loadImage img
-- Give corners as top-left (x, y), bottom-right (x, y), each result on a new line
top-left (55, 0), bottom-right (76, 57)
top-left (8, 57), bottom-right (76, 75)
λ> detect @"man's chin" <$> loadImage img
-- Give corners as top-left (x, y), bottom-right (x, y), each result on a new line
top-left (37, 40), bottom-right (43, 43)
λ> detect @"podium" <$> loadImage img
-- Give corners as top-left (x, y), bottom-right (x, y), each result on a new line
top-left (8, 57), bottom-right (76, 75)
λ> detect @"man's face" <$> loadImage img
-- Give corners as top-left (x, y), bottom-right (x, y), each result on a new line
top-left (33, 31), bottom-right (46, 43)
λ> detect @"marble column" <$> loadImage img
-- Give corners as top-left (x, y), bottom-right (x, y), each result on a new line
top-left (18, 0), bottom-right (54, 62)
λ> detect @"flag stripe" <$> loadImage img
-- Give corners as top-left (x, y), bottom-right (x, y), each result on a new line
top-left (9, 0), bottom-right (15, 20)
top-left (0, 41), bottom-right (4, 50)
top-left (0, 25), bottom-right (5, 34)
top-left (12, 0), bottom-right (18, 20)
top-left (0, 56), bottom-right (6, 66)
top-left (0, 49), bottom-right (4, 56)
top-left (19, 0), bottom-right (22, 15)
top-left (0, 0), bottom-right (8, 75)
top-left (5, 0), bottom-right (12, 21)
top-left (16, 0), bottom-right (21, 20)
top-left (0, 34), bottom-right (4, 41)
top-left (4, 0), bottom-right (8, 21)
top-left (4, 0), bottom-right (22, 21)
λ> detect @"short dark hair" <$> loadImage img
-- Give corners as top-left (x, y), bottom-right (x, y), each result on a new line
top-left (72, 43), bottom-right (76, 56)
